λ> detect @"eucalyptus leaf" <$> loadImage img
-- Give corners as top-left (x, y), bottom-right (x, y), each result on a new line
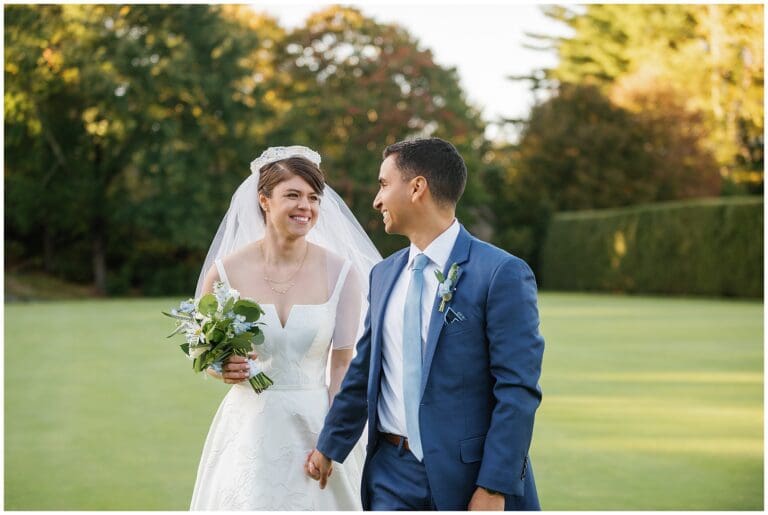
top-left (251, 329), bottom-right (265, 346)
top-left (197, 294), bottom-right (218, 316)
top-left (233, 299), bottom-right (264, 321)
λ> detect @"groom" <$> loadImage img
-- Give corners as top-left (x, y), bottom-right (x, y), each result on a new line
top-left (306, 138), bottom-right (544, 510)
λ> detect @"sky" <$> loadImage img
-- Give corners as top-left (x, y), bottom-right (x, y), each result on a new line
top-left (252, 3), bottom-right (573, 142)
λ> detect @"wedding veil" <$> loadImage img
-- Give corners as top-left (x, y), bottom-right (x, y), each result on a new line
top-left (195, 146), bottom-right (382, 331)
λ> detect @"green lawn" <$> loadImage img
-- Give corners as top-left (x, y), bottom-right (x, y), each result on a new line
top-left (5, 293), bottom-right (763, 509)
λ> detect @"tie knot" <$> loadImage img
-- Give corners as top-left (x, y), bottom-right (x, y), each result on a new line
top-left (412, 253), bottom-right (429, 272)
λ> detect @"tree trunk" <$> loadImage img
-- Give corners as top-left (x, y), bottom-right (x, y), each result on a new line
top-left (43, 225), bottom-right (55, 273)
top-left (91, 142), bottom-right (107, 294)
top-left (92, 227), bottom-right (107, 295)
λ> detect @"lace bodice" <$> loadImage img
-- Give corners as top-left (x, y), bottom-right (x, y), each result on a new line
top-left (215, 258), bottom-right (352, 388)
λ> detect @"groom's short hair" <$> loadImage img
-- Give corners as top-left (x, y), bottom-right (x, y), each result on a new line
top-left (383, 138), bottom-right (467, 206)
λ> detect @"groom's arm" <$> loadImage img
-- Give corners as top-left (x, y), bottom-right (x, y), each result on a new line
top-left (316, 291), bottom-right (373, 463)
top-left (476, 256), bottom-right (544, 497)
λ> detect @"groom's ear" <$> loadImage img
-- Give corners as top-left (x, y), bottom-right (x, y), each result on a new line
top-left (410, 176), bottom-right (428, 202)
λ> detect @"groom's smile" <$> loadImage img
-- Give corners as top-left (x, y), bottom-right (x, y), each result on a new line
top-left (374, 155), bottom-right (414, 235)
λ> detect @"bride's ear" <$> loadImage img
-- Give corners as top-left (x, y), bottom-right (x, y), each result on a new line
top-left (258, 192), bottom-right (269, 213)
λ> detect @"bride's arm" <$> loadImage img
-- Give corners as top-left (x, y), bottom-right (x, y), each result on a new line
top-left (328, 349), bottom-right (354, 403)
top-left (328, 263), bottom-right (363, 402)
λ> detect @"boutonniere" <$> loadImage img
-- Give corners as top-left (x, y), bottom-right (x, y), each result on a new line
top-left (435, 263), bottom-right (460, 312)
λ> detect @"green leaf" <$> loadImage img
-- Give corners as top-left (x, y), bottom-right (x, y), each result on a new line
top-left (205, 327), bottom-right (225, 344)
top-left (230, 333), bottom-right (253, 351)
top-left (221, 296), bottom-right (235, 315)
top-left (180, 342), bottom-right (190, 355)
top-left (162, 311), bottom-right (193, 321)
top-left (233, 299), bottom-right (264, 321)
top-left (197, 294), bottom-right (218, 316)
top-left (166, 323), bottom-right (187, 338)
top-left (250, 329), bottom-right (265, 346)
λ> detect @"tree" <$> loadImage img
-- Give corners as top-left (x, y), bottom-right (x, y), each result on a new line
top-left (266, 6), bottom-right (489, 255)
top-left (489, 83), bottom-right (720, 270)
top-left (5, 5), bottom-right (281, 293)
top-left (533, 4), bottom-right (763, 191)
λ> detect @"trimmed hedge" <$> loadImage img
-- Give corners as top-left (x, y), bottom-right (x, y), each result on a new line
top-left (540, 197), bottom-right (763, 297)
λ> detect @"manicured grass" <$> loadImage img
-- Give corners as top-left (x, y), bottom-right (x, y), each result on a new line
top-left (4, 294), bottom-right (763, 509)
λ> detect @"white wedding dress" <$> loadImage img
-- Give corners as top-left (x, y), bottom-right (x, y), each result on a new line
top-left (190, 258), bottom-right (365, 510)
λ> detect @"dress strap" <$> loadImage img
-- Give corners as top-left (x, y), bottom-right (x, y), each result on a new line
top-left (330, 260), bottom-right (352, 303)
top-left (214, 258), bottom-right (231, 289)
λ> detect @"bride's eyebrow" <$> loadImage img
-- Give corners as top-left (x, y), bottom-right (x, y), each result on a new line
top-left (284, 188), bottom-right (320, 195)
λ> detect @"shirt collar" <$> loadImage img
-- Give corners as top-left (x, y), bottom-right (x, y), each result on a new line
top-left (407, 219), bottom-right (461, 271)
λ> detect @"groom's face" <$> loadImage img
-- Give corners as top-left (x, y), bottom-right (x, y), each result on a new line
top-left (374, 155), bottom-right (415, 235)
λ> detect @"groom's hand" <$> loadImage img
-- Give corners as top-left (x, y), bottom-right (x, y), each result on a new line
top-left (304, 449), bottom-right (333, 489)
top-left (468, 487), bottom-right (505, 511)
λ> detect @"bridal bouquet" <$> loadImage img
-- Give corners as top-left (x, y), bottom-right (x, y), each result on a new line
top-left (163, 281), bottom-right (274, 394)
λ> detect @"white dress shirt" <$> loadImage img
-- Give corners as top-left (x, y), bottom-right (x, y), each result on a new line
top-left (377, 219), bottom-right (461, 436)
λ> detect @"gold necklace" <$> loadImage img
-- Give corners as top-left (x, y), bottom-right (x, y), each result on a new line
top-left (261, 242), bottom-right (309, 295)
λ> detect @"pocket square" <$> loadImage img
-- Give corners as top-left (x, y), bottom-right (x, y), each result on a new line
top-left (444, 307), bottom-right (466, 325)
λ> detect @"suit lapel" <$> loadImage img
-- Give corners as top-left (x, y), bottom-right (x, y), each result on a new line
top-left (420, 226), bottom-right (472, 398)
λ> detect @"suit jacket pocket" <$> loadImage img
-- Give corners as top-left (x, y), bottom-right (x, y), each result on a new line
top-left (443, 322), bottom-right (474, 338)
top-left (459, 435), bottom-right (486, 464)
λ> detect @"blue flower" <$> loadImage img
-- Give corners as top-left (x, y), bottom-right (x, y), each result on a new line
top-left (179, 300), bottom-right (196, 314)
top-left (231, 314), bottom-right (251, 335)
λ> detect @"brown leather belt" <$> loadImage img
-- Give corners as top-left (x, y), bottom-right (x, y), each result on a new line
top-left (380, 432), bottom-right (410, 451)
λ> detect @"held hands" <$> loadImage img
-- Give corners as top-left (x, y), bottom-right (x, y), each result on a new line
top-left (304, 449), bottom-right (333, 489)
top-left (468, 487), bottom-right (505, 511)
top-left (221, 352), bottom-right (258, 384)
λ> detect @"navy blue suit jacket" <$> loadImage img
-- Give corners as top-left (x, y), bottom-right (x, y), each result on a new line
top-left (317, 225), bottom-right (544, 510)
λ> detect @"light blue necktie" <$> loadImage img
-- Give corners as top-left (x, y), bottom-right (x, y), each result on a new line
top-left (403, 253), bottom-right (429, 461)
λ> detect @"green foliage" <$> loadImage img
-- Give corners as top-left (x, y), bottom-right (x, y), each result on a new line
top-left (4, 296), bottom-right (762, 508)
top-left (488, 83), bottom-right (721, 272)
top-left (540, 197), bottom-right (763, 297)
top-left (232, 299), bottom-right (264, 320)
top-left (267, 6), bottom-right (489, 256)
top-left (196, 294), bottom-right (217, 316)
top-left (5, 5), bottom-right (488, 293)
top-left (517, 84), bottom-right (658, 211)
top-left (537, 4), bottom-right (763, 191)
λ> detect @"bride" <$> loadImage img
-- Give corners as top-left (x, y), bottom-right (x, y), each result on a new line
top-left (189, 146), bottom-right (381, 510)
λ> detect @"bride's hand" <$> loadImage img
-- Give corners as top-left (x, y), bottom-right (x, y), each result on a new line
top-left (304, 449), bottom-right (333, 488)
top-left (221, 355), bottom-right (250, 384)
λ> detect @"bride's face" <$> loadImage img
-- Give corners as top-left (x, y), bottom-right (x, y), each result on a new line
top-left (259, 174), bottom-right (321, 239)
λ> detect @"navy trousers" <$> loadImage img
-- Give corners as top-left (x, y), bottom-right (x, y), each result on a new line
top-left (366, 437), bottom-right (437, 510)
